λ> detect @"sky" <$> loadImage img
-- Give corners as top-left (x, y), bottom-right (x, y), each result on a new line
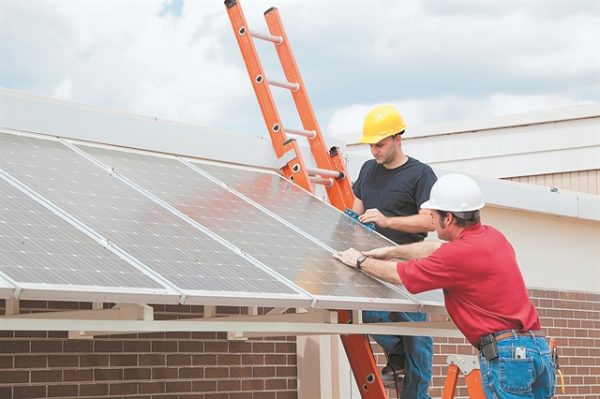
top-left (1, 0), bottom-right (598, 140)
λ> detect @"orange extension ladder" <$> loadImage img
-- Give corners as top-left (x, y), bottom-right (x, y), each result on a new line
top-left (224, 0), bottom-right (386, 397)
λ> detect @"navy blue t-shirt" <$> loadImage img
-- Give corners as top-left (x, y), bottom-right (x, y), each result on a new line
top-left (352, 157), bottom-right (437, 244)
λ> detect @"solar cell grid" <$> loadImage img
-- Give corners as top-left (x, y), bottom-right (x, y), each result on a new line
top-left (0, 133), bottom-right (301, 302)
top-left (196, 164), bottom-right (393, 251)
top-left (0, 178), bottom-right (165, 290)
top-left (81, 146), bottom-right (416, 305)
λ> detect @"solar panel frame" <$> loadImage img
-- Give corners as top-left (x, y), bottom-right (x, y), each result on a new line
top-left (0, 275), bottom-right (15, 299)
top-left (1, 132), bottom-right (312, 308)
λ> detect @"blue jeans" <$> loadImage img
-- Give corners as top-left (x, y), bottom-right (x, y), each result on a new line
top-left (363, 311), bottom-right (433, 399)
top-left (479, 333), bottom-right (556, 398)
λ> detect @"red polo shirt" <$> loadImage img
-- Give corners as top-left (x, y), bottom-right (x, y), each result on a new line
top-left (397, 223), bottom-right (540, 346)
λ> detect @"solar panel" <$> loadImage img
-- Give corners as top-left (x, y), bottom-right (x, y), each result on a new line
top-left (79, 145), bottom-right (421, 310)
top-left (195, 163), bottom-right (445, 306)
top-left (0, 177), bottom-right (178, 303)
top-left (0, 133), bottom-right (307, 307)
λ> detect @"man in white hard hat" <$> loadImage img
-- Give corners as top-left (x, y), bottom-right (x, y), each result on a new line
top-left (335, 173), bottom-right (556, 398)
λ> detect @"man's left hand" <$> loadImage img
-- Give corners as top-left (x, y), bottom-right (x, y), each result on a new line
top-left (359, 208), bottom-right (389, 228)
top-left (333, 248), bottom-right (362, 268)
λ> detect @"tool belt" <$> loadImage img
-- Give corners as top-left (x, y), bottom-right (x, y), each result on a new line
top-left (477, 329), bottom-right (545, 360)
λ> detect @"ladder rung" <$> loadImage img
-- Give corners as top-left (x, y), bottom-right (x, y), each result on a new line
top-left (268, 79), bottom-right (300, 92)
top-left (285, 128), bottom-right (317, 139)
top-left (309, 176), bottom-right (334, 188)
top-left (250, 30), bottom-right (283, 44)
top-left (307, 167), bottom-right (343, 179)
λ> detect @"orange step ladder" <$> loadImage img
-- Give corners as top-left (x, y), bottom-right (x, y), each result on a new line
top-left (224, 0), bottom-right (386, 397)
top-left (442, 355), bottom-right (486, 399)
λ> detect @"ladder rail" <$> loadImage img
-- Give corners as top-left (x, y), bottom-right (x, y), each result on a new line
top-left (263, 7), bottom-right (355, 210)
top-left (224, 0), bottom-right (314, 193)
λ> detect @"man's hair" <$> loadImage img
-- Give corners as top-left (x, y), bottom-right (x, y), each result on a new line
top-left (436, 210), bottom-right (480, 227)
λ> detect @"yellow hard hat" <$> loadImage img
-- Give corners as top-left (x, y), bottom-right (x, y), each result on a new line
top-left (358, 105), bottom-right (406, 144)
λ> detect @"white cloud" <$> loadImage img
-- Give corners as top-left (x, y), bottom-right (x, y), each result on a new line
top-left (2, 0), bottom-right (598, 138)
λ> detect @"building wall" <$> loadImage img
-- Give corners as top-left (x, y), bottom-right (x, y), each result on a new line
top-left (0, 302), bottom-right (298, 399)
top-left (506, 169), bottom-right (600, 196)
top-left (1, 289), bottom-right (599, 399)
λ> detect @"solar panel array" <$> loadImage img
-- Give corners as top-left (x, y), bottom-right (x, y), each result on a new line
top-left (0, 131), bottom-right (444, 311)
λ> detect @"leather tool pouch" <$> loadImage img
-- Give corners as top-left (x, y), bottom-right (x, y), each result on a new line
top-left (480, 333), bottom-right (499, 360)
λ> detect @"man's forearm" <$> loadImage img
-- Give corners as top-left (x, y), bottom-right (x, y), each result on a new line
top-left (369, 240), bottom-right (441, 260)
top-left (384, 213), bottom-right (434, 233)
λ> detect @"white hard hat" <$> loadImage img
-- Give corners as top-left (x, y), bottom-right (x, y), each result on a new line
top-left (421, 173), bottom-right (485, 212)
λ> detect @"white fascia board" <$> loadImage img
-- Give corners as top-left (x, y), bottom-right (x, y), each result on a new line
top-left (423, 147), bottom-right (600, 179)
top-left (0, 88), bottom-right (345, 171)
top-left (405, 103), bottom-right (600, 138)
top-left (348, 117), bottom-right (600, 177)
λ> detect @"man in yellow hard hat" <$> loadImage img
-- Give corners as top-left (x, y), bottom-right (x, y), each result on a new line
top-left (352, 105), bottom-right (436, 398)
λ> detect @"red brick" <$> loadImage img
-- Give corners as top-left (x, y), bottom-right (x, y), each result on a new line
top-left (63, 339), bottom-right (93, 352)
top-left (124, 340), bottom-right (151, 352)
top-left (253, 366), bottom-right (276, 377)
top-left (31, 369), bottom-right (61, 382)
top-left (14, 355), bottom-right (46, 368)
top-left (31, 340), bottom-right (62, 353)
top-left (110, 382), bottom-right (138, 395)
top-left (152, 340), bottom-right (178, 353)
top-left (13, 386), bottom-right (46, 399)
top-left (167, 354), bottom-right (192, 365)
top-left (124, 367), bottom-right (151, 380)
top-left (110, 354), bottom-right (138, 366)
top-left (166, 380), bottom-right (192, 393)
top-left (47, 354), bottom-right (78, 368)
top-left (230, 366), bottom-right (253, 378)
top-left (95, 340), bottom-right (123, 352)
top-left (151, 367), bottom-right (178, 379)
top-left (138, 381), bottom-right (166, 394)
top-left (178, 366), bottom-right (204, 379)
top-left (0, 340), bottom-right (29, 353)
top-left (218, 379), bottom-right (241, 391)
top-left (178, 341), bottom-right (203, 352)
top-left (139, 354), bottom-right (166, 366)
top-left (192, 354), bottom-right (217, 365)
top-left (242, 379), bottom-right (265, 391)
top-left (64, 368), bottom-right (94, 381)
top-left (0, 370), bottom-right (28, 384)
top-left (205, 366), bottom-right (229, 378)
top-left (94, 368), bottom-right (123, 381)
top-left (0, 355), bottom-right (13, 368)
top-left (191, 380), bottom-right (217, 392)
top-left (48, 384), bottom-right (78, 397)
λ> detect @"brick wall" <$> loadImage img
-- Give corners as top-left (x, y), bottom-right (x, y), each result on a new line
top-left (1, 288), bottom-right (598, 399)
top-left (0, 302), bottom-right (297, 399)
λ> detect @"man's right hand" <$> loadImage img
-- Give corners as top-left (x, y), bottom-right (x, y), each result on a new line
top-left (362, 246), bottom-right (396, 259)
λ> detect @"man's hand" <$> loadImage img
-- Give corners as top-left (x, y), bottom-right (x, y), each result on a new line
top-left (362, 246), bottom-right (396, 259)
top-left (333, 248), bottom-right (362, 269)
top-left (359, 208), bottom-right (389, 228)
